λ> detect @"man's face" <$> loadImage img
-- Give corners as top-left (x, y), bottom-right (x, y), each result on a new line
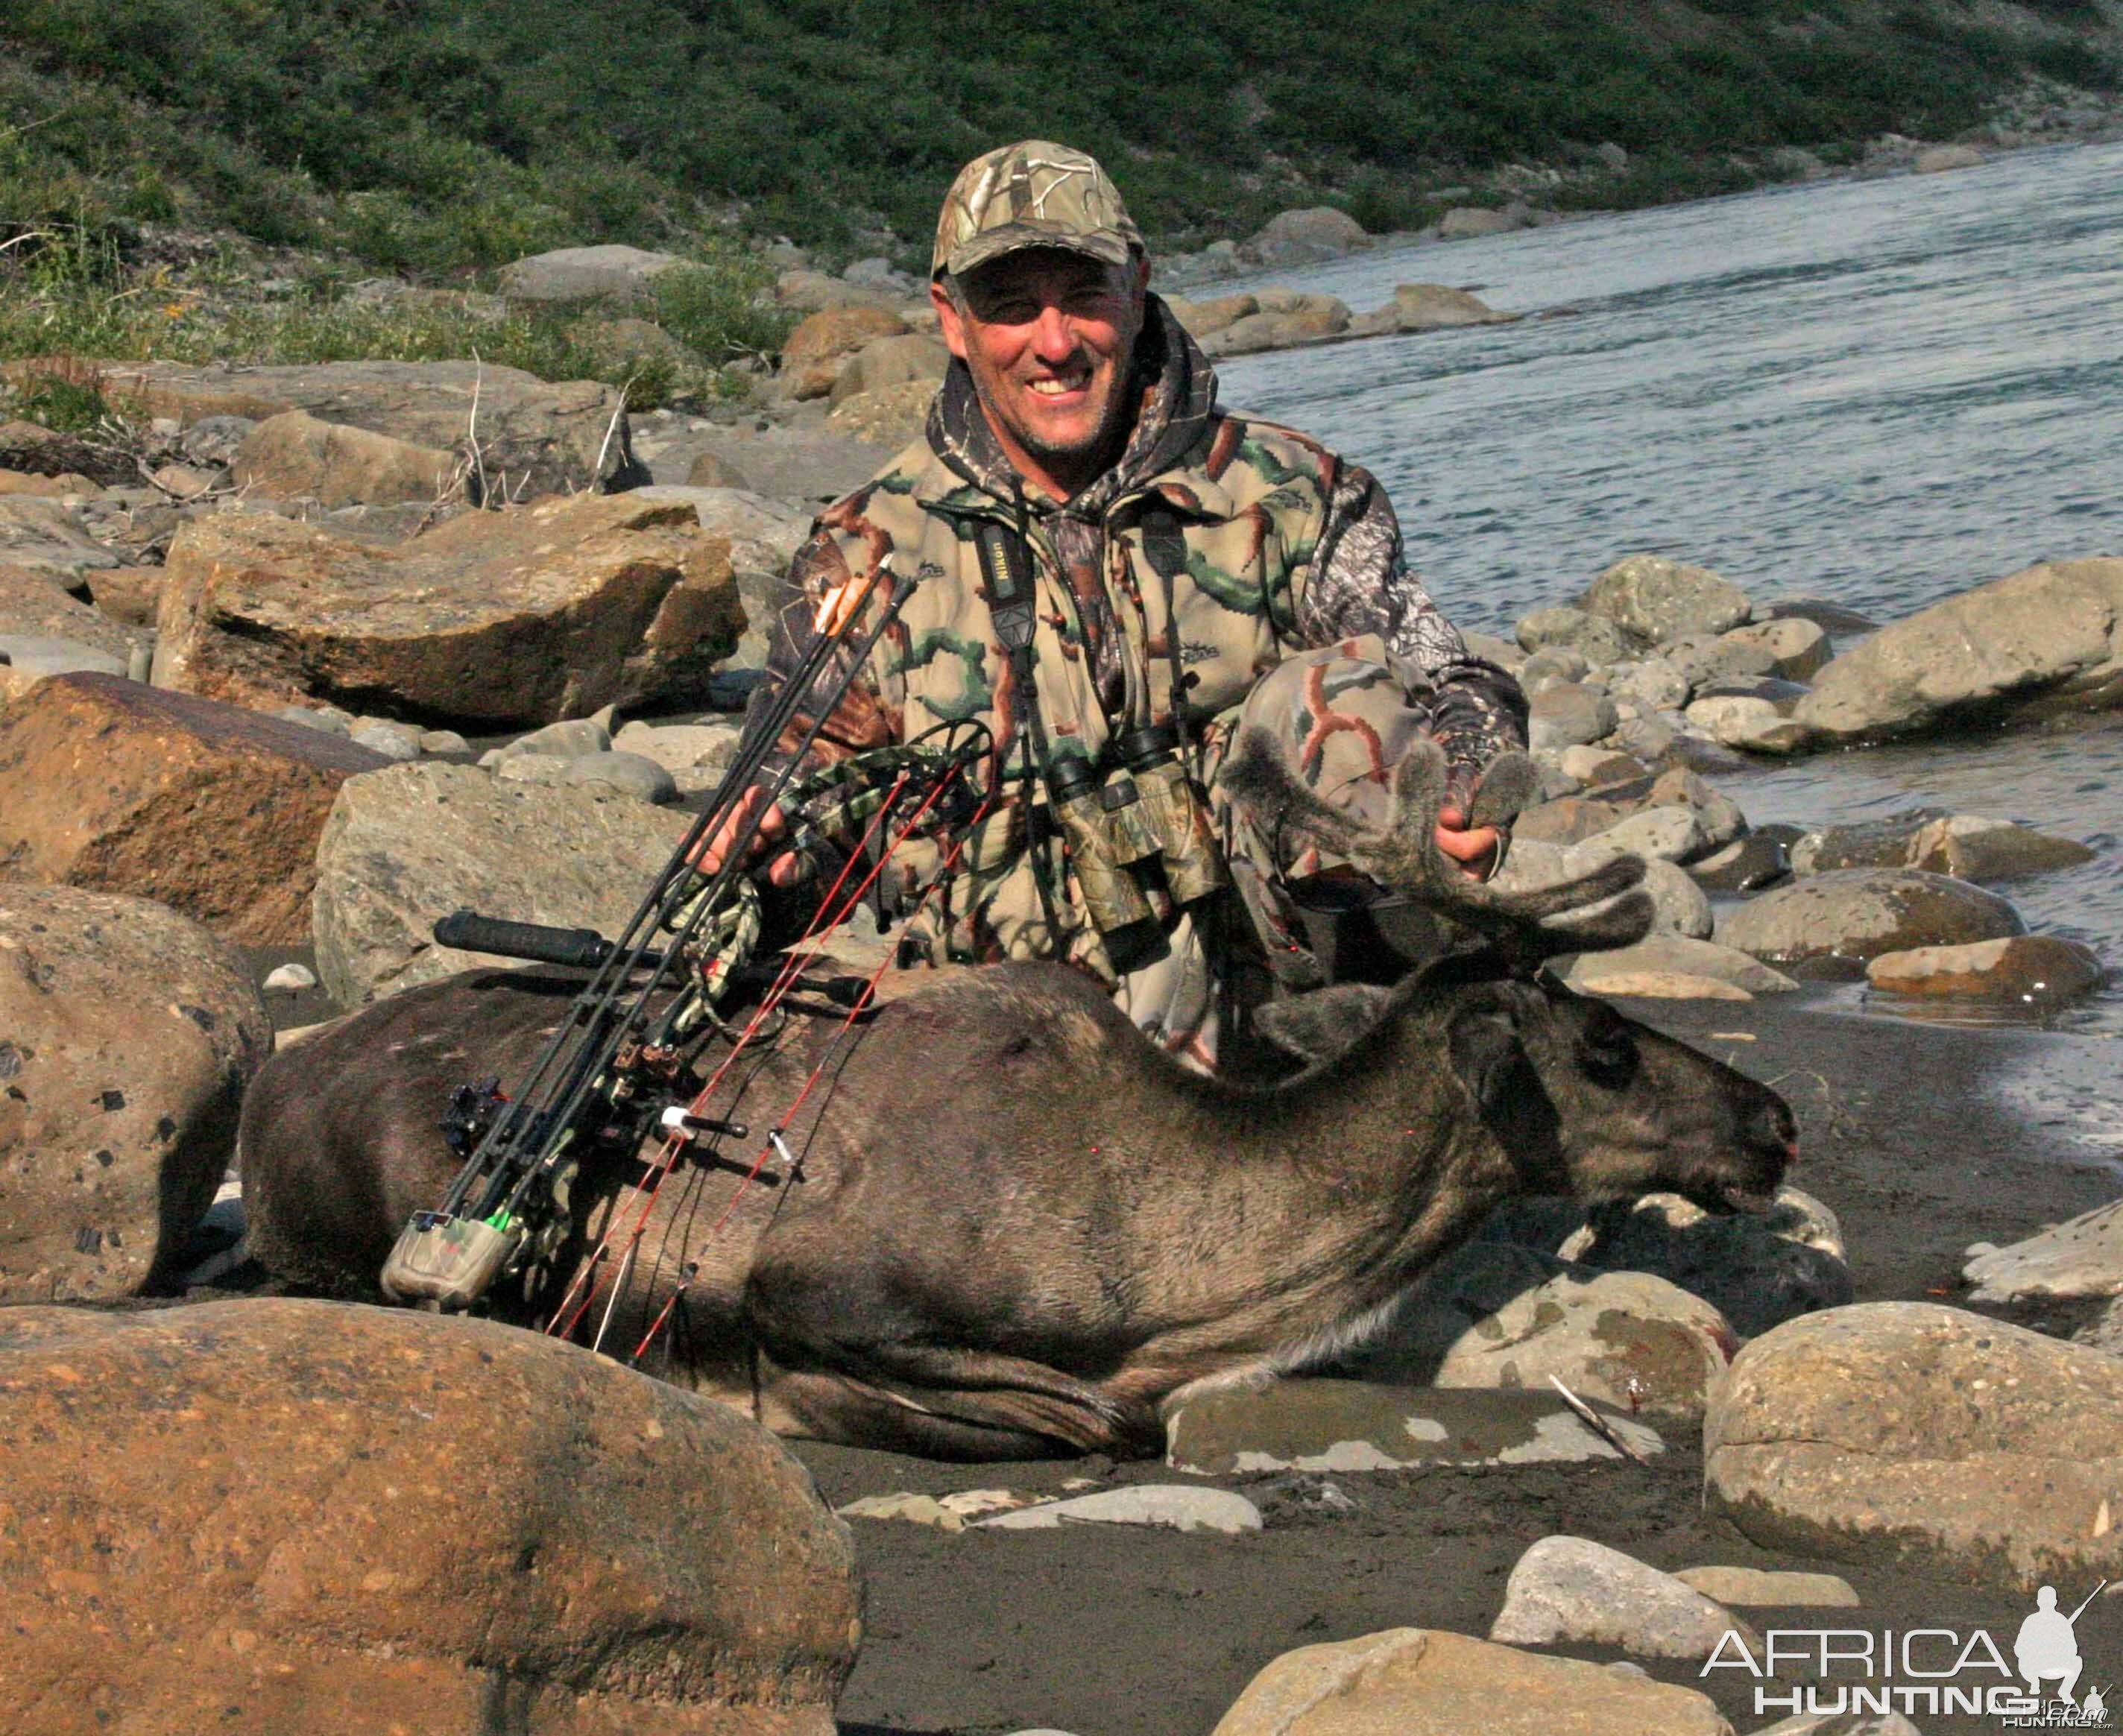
top-left (932, 247), bottom-right (1149, 489)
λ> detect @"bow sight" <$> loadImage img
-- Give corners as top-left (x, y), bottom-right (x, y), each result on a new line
top-left (378, 565), bottom-right (945, 1312)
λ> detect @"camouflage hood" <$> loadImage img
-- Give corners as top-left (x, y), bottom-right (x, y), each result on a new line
top-left (923, 294), bottom-right (1217, 521)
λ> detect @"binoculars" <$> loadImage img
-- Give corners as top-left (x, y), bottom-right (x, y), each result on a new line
top-left (1046, 722), bottom-right (1227, 938)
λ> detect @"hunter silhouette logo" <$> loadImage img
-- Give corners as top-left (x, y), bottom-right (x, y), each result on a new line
top-left (1702, 1579), bottom-right (2113, 1726)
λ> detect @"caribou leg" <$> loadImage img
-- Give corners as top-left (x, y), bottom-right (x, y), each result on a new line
top-left (750, 1321), bottom-right (1164, 1459)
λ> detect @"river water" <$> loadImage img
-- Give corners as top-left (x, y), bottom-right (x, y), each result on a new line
top-left (1214, 142), bottom-right (2123, 1129)
top-left (1216, 141), bottom-right (2123, 1086)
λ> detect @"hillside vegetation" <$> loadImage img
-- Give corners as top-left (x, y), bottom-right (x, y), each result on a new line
top-left (1, 1), bottom-right (2118, 419)
top-left (4, 0), bottom-right (2120, 274)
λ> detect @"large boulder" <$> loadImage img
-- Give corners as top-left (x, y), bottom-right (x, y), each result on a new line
top-left (780, 306), bottom-right (909, 400)
top-left (496, 242), bottom-right (684, 303)
top-left (1584, 555), bottom-right (1753, 645)
top-left (73, 359), bottom-right (641, 496)
top-left (0, 1299), bottom-right (858, 1735)
top-left (1796, 558), bottom-right (2123, 744)
top-left (1717, 868), bottom-right (2025, 975)
top-left (1384, 283), bottom-right (1515, 332)
top-left (312, 761), bottom-right (691, 1003)
top-left (828, 333), bottom-right (949, 405)
top-left (1208, 1628), bottom-right (1732, 1736)
top-left (230, 409), bottom-right (459, 508)
top-left (0, 673), bottom-right (390, 944)
top-left (0, 884), bottom-right (269, 1300)
top-left (154, 493), bottom-right (743, 726)
top-left (1704, 1302), bottom-right (2123, 1588)
top-left (1341, 1240), bottom-right (1735, 1421)
top-left (1238, 206), bottom-right (1372, 266)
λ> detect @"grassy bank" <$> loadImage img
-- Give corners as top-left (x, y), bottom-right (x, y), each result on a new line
top-left (6, 0), bottom-right (2122, 273)
top-left (2, 1), bottom-right (2119, 416)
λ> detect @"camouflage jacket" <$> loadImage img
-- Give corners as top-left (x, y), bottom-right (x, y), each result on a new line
top-left (745, 296), bottom-right (1526, 972)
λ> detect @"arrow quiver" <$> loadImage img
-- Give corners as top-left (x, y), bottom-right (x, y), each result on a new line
top-left (379, 564), bottom-right (972, 1312)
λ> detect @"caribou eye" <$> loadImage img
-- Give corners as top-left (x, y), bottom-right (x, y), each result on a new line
top-left (1576, 1004), bottom-right (1638, 1083)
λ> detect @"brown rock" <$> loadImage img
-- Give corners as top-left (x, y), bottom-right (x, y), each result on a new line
top-left (19, 359), bottom-right (640, 496)
top-left (0, 883), bottom-right (269, 1300)
top-left (1866, 934), bottom-right (2106, 1003)
top-left (230, 409), bottom-right (460, 508)
top-left (0, 468), bottom-right (99, 496)
top-left (1208, 1628), bottom-right (1731, 1736)
top-left (154, 493), bottom-right (743, 726)
top-left (0, 672), bottom-right (390, 943)
top-left (0, 1299), bottom-right (860, 1735)
top-left (780, 306), bottom-right (909, 400)
top-left (80, 564), bottom-right (166, 627)
top-left (827, 379), bottom-right (938, 446)
top-left (1166, 293), bottom-right (1259, 338)
top-left (1707, 1304), bottom-right (2123, 1590)
top-left (828, 332), bottom-right (949, 406)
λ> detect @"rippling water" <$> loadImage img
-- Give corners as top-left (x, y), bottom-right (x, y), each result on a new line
top-left (1215, 142), bottom-right (2123, 1045)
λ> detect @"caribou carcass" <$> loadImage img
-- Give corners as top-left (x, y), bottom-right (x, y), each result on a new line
top-left (241, 735), bottom-right (1795, 1459)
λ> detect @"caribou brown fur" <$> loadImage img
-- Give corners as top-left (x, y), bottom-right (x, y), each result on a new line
top-left (242, 735), bottom-right (1795, 1459)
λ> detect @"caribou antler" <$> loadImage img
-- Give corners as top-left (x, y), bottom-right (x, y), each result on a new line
top-left (1220, 728), bottom-right (1656, 959)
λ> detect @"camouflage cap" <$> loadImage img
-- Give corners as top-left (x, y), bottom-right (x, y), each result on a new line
top-left (931, 140), bottom-right (1144, 280)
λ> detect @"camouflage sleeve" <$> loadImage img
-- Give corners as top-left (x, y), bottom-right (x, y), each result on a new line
top-left (1293, 458), bottom-right (1529, 789)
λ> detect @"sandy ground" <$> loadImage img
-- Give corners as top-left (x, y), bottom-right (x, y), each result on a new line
top-left (791, 992), bottom-right (2123, 1736)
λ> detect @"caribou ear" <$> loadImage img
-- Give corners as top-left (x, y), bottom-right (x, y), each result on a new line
top-left (1445, 995), bottom-right (1531, 1116)
top-left (1252, 984), bottom-right (1392, 1064)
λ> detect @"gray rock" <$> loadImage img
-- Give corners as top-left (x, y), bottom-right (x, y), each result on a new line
top-left (1665, 631), bottom-right (1781, 688)
top-left (1610, 657), bottom-right (1692, 711)
top-left (1489, 1535), bottom-right (1756, 1659)
top-left (1383, 283), bottom-right (1515, 332)
top-left (1720, 617), bottom-right (1832, 681)
top-left (564, 749), bottom-right (678, 805)
top-left (1520, 646), bottom-right (1591, 686)
top-left (1586, 555), bottom-right (1752, 644)
top-left (312, 763), bottom-right (690, 1003)
top-left (1798, 558), bottom-right (2123, 744)
top-left (1706, 1301), bottom-right (2123, 1588)
top-left (1788, 811), bottom-right (1949, 877)
top-left (611, 719), bottom-right (746, 776)
top-left (1569, 804), bottom-right (1709, 867)
top-left (1556, 1187), bottom-right (1853, 1339)
top-left (1905, 814), bottom-right (2096, 881)
top-left (1563, 936), bottom-right (1799, 996)
top-left (349, 721), bottom-right (422, 762)
top-left (1963, 1196), bottom-right (2123, 1303)
top-left (1164, 1380), bottom-right (1664, 1477)
top-left (179, 415), bottom-right (258, 467)
top-left (1529, 683), bottom-right (1619, 751)
top-left (1517, 605), bottom-right (1634, 664)
top-left (1340, 1240), bottom-right (1735, 1421)
top-left (417, 728), bottom-right (470, 755)
top-left (829, 333), bottom-right (950, 406)
top-left (1690, 833), bottom-right (1794, 894)
top-left (978, 1486), bottom-right (1261, 1535)
top-left (1674, 1565), bottom-right (1858, 1609)
top-left (0, 495), bottom-right (123, 580)
top-left (0, 634), bottom-right (127, 701)
top-left (496, 243), bottom-right (681, 303)
top-left (262, 962), bottom-right (318, 993)
top-left (1239, 206), bottom-right (1372, 267)
top-left (502, 718), bottom-right (613, 761)
top-left (1683, 695), bottom-right (1813, 754)
top-left (1718, 868), bottom-right (2025, 975)
top-left (1439, 205), bottom-right (1530, 240)
top-left (277, 704), bottom-right (353, 736)
top-left (492, 750), bottom-right (574, 784)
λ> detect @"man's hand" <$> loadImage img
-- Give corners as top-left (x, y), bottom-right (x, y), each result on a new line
top-left (1435, 805), bottom-right (1504, 883)
top-left (691, 786), bottom-right (807, 888)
